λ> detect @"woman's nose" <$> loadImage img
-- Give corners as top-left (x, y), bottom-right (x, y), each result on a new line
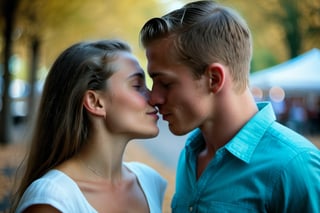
top-left (144, 88), bottom-right (151, 101)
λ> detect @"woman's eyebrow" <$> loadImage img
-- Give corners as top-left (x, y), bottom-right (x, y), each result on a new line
top-left (128, 71), bottom-right (145, 80)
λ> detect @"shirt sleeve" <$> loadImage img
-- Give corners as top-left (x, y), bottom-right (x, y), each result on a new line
top-left (270, 149), bottom-right (320, 213)
top-left (15, 178), bottom-right (72, 213)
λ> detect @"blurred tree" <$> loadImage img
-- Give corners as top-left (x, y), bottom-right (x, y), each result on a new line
top-left (0, 0), bottom-right (21, 144)
top-left (0, 0), bottom-right (83, 143)
top-left (261, 0), bottom-right (320, 58)
top-left (16, 0), bottom-right (85, 121)
top-left (222, 0), bottom-right (320, 70)
top-left (0, 0), bottom-right (163, 143)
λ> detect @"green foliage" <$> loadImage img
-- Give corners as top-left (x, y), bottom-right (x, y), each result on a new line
top-left (220, 0), bottom-right (320, 68)
top-left (251, 50), bottom-right (278, 73)
top-left (2, 0), bottom-right (319, 78)
top-left (0, 0), bottom-right (165, 85)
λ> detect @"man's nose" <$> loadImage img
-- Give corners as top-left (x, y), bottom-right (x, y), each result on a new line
top-left (148, 87), bottom-right (164, 106)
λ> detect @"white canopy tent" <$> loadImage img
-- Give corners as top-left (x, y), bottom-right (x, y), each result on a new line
top-left (250, 49), bottom-right (320, 135)
top-left (250, 48), bottom-right (320, 96)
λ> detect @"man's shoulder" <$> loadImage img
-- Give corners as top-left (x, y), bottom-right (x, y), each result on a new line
top-left (267, 122), bottom-right (317, 151)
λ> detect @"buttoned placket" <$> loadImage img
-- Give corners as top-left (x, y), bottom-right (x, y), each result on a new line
top-left (187, 148), bottom-right (227, 212)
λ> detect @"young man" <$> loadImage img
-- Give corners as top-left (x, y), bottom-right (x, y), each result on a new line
top-left (140, 1), bottom-right (320, 212)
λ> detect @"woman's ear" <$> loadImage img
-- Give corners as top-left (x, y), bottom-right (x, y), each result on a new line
top-left (206, 63), bottom-right (225, 93)
top-left (83, 90), bottom-right (106, 117)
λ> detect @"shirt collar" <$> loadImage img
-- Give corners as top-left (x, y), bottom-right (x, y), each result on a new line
top-left (186, 128), bottom-right (204, 153)
top-left (186, 102), bottom-right (276, 163)
top-left (225, 102), bottom-right (276, 163)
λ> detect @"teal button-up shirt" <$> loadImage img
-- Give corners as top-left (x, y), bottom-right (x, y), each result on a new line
top-left (172, 102), bottom-right (320, 213)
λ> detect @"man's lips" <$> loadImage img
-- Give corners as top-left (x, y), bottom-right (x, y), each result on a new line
top-left (161, 113), bottom-right (171, 121)
top-left (158, 109), bottom-right (171, 120)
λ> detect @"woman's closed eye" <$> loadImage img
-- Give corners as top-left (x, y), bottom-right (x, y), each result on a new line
top-left (132, 79), bottom-right (147, 92)
top-left (133, 84), bottom-right (145, 91)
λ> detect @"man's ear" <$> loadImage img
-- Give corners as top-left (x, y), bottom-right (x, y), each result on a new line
top-left (83, 90), bottom-right (106, 117)
top-left (206, 63), bottom-right (225, 93)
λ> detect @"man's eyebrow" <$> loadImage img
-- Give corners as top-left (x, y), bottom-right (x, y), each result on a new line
top-left (149, 72), bottom-right (163, 79)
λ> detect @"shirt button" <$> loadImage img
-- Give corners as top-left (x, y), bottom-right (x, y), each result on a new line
top-left (189, 206), bottom-right (193, 212)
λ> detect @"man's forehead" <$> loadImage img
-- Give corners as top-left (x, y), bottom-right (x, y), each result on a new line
top-left (146, 38), bottom-right (173, 56)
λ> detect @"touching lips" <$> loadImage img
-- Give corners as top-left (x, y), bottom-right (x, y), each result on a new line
top-left (147, 110), bottom-right (159, 120)
top-left (161, 113), bottom-right (170, 121)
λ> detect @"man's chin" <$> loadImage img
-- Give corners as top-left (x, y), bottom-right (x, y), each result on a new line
top-left (168, 123), bottom-right (189, 136)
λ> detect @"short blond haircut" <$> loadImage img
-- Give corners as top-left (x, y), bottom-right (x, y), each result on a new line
top-left (140, 0), bottom-right (252, 92)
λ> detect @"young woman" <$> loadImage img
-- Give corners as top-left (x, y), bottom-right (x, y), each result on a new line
top-left (11, 40), bottom-right (167, 213)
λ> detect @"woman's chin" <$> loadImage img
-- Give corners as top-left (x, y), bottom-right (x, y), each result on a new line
top-left (138, 128), bottom-right (159, 139)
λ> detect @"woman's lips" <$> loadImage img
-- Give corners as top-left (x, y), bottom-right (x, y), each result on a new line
top-left (147, 111), bottom-right (159, 120)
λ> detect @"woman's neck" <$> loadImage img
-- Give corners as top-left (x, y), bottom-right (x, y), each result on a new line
top-left (76, 133), bottom-right (129, 181)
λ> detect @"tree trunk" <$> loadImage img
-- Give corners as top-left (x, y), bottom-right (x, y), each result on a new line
top-left (282, 0), bottom-right (301, 58)
top-left (27, 37), bottom-right (41, 120)
top-left (0, 0), bottom-right (20, 144)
